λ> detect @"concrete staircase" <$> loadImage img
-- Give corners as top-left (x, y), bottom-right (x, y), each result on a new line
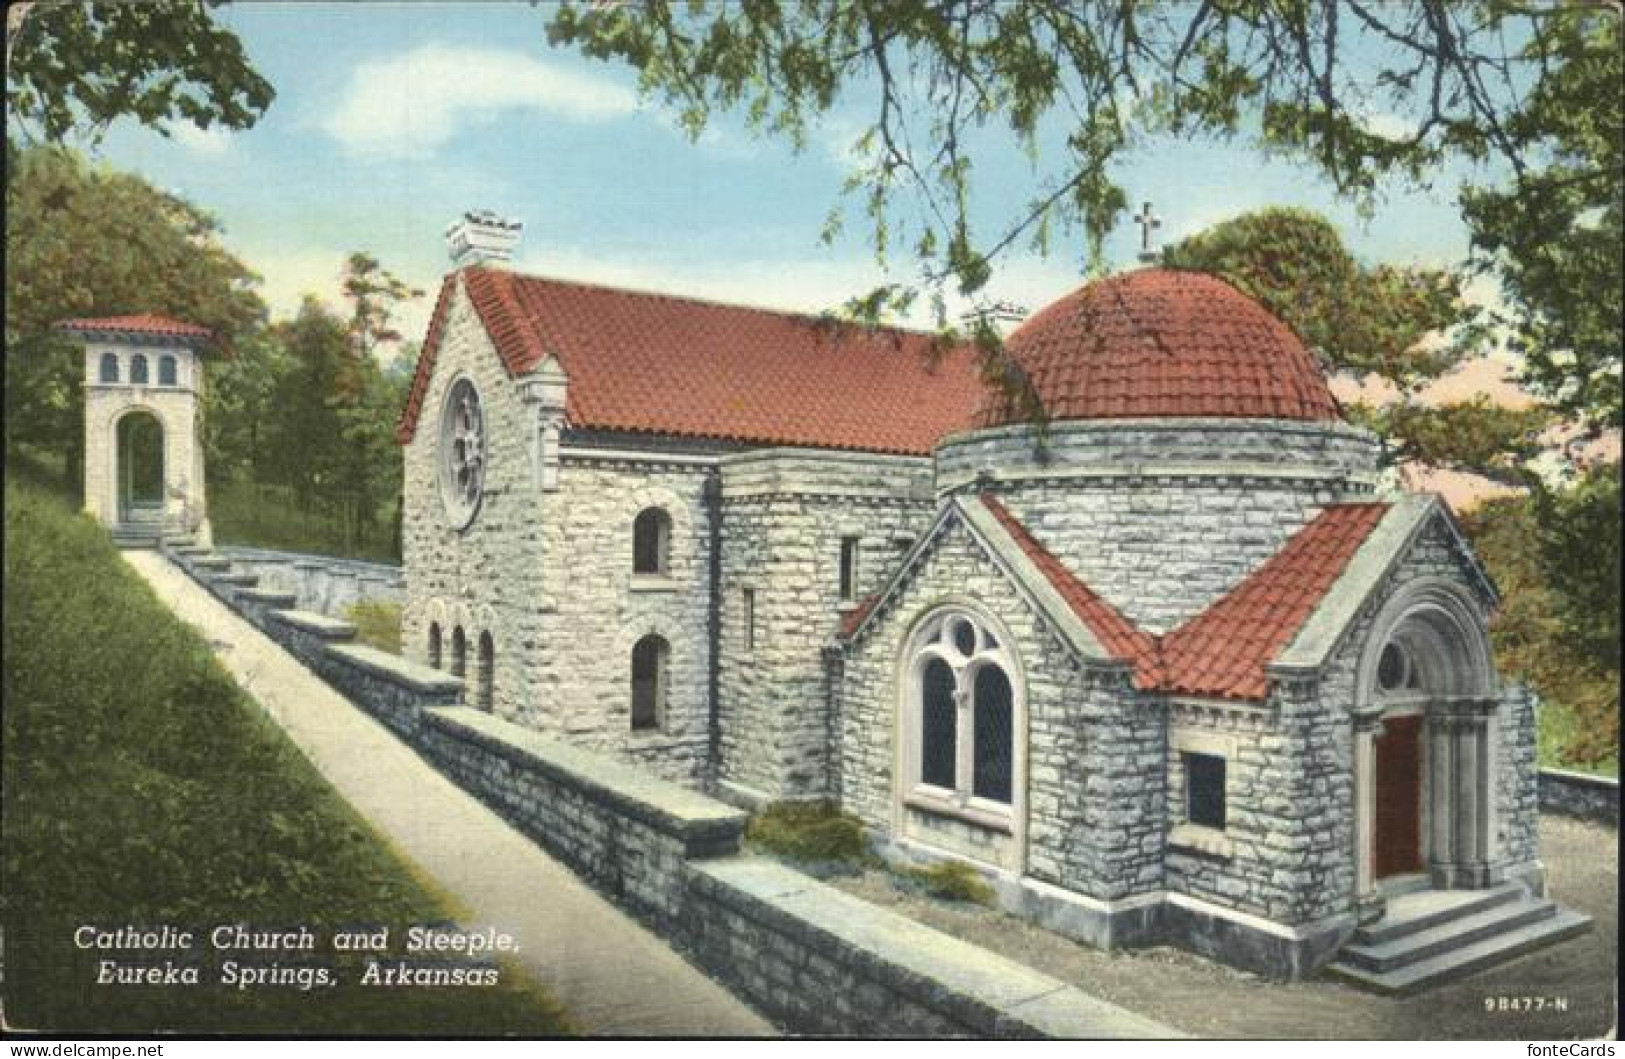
top-left (1326, 882), bottom-right (1590, 996)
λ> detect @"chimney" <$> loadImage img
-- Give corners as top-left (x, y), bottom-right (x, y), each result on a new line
top-left (446, 210), bottom-right (523, 268)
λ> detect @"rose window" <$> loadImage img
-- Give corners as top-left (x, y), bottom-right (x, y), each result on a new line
top-left (438, 377), bottom-right (485, 528)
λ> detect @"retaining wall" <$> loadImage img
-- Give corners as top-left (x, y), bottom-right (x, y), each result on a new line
top-left (164, 542), bottom-right (1179, 1039)
top-left (1539, 769), bottom-right (1619, 826)
top-left (218, 544), bottom-right (403, 617)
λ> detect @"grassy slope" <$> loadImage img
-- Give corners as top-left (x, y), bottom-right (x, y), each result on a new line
top-left (1, 476), bottom-right (572, 1035)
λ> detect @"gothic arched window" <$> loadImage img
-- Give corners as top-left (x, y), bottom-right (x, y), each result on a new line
top-left (428, 623), bottom-right (442, 669)
top-left (907, 610), bottom-right (1019, 810)
top-left (159, 355), bottom-right (178, 386)
top-left (632, 507), bottom-right (671, 575)
top-left (131, 354), bottom-right (149, 385)
top-left (478, 631), bottom-right (495, 712)
top-left (631, 634), bottom-right (669, 731)
top-left (451, 626), bottom-right (467, 679)
top-left (100, 353), bottom-right (119, 383)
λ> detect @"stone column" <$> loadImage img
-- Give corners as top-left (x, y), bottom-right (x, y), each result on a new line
top-left (1353, 707), bottom-right (1386, 923)
top-left (1427, 697), bottom-right (1497, 888)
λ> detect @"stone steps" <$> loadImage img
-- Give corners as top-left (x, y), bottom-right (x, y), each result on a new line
top-left (1326, 886), bottom-right (1591, 996)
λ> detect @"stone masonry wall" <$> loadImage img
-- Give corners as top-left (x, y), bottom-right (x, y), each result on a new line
top-left (532, 452), bottom-right (716, 785)
top-left (936, 419), bottom-right (1381, 635)
top-left (219, 546), bottom-right (403, 617)
top-left (716, 449), bottom-right (936, 802)
top-left (840, 514), bottom-right (1162, 895)
top-left (401, 279), bottom-right (546, 728)
top-left (167, 546), bottom-right (1177, 1037)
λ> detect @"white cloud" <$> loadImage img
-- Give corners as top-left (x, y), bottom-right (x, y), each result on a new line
top-left (166, 121), bottom-right (234, 156)
top-left (321, 45), bottom-right (639, 159)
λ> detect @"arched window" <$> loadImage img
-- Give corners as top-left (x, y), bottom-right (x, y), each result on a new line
top-left (428, 623), bottom-right (442, 669)
top-left (478, 631), bottom-right (495, 712)
top-left (972, 666), bottom-right (1013, 803)
top-left (908, 610), bottom-right (1018, 809)
top-left (451, 626), bottom-right (467, 679)
top-left (630, 634), bottom-right (669, 731)
top-left (159, 355), bottom-right (178, 386)
top-left (130, 354), bottom-right (149, 385)
top-left (632, 507), bottom-right (671, 575)
top-left (99, 353), bottom-right (119, 383)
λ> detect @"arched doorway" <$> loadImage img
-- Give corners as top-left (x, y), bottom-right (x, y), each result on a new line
top-left (1353, 579), bottom-right (1497, 915)
top-left (116, 410), bottom-right (165, 527)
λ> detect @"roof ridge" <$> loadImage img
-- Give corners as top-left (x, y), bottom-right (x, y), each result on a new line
top-left (462, 264), bottom-right (952, 342)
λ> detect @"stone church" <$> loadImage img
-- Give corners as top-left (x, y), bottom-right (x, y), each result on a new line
top-left (394, 213), bottom-right (1584, 985)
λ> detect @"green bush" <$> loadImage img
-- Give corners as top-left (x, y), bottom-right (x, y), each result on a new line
top-left (746, 801), bottom-right (868, 864)
top-left (345, 600), bottom-right (403, 654)
top-left (2, 478), bottom-right (572, 1034)
top-left (896, 860), bottom-right (996, 905)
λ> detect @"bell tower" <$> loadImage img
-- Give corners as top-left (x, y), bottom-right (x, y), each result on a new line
top-left (57, 314), bottom-right (215, 547)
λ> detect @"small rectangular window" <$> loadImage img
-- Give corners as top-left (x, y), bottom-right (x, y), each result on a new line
top-left (742, 587), bottom-right (756, 652)
top-left (1185, 753), bottom-right (1227, 830)
top-left (838, 537), bottom-right (860, 601)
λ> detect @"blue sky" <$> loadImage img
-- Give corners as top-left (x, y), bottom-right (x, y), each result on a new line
top-left (86, 1), bottom-right (1507, 344)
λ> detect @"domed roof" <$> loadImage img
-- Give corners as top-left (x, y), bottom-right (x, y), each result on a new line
top-left (977, 268), bottom-right (1341, 426)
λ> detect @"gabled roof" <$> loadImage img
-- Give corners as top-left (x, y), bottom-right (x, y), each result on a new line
top-left (397, 267), bottom-right (988, 453)
top-left (56, 314), bottom-right (216, 347)
top-left (979, 494), bottom-right (1162, 685)
top-left (1157, 504), bottom-right (1389, 699)
top-left (846, 493), bottom-right (1396, 703)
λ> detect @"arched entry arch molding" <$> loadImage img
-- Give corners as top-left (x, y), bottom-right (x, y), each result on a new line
top-left (1351, 576), bottom-right (1500, 920)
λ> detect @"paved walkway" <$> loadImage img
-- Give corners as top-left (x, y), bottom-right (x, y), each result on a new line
top-left (123, 550), bottom-right (774, 1038)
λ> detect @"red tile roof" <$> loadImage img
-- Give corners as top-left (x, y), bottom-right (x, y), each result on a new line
top-left (56, 314), bottom-right (216, 343)
top-left (979, 495), bottom-right (1389, 701)
top-left (397, 268), bottom-right (988, 453)
top-left (1158, 503), bottom-right (1389, 699)
top-left (978, 269), bottom-right (1341, 427)
top-left (980, 494), bottom-right (1164, 686)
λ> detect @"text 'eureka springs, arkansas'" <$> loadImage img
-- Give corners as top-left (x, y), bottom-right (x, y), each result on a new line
top-left (74, 923), bottom-right (519, 990)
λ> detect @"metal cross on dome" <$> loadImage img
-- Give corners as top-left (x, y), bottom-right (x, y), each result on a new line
top-left (1135, 201), bottom-right (1163, 264)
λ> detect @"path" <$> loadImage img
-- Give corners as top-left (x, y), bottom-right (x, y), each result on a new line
top-left (123, 549), bottom-right (774, 1038)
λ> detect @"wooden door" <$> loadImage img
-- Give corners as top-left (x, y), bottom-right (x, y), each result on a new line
top-left (1373, 714), bottom-right (1424, 878)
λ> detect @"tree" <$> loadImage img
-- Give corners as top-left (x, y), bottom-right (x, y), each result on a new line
top-left (1461, 10), bottom-right (1622, 438)
top-left (4, 145), bottom-right (265, 485)
top-left (548, 2), bottom-right (1611, 298)
top-left (1161, 207), bottom-right (1549, 483)
top-left (341, 252), bottom-right (424, 362)
top-left (6, 1), bottom-right (273, 145)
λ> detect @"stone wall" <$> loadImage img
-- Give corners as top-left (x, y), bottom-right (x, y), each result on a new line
top-left (936, 419), bottom-right (1381, 634)
top-left (400, 278), bottom-right (548, 729)
top-left (1539, 768), bottom-right (1619, 826)
top-left (419, 707), bottom-right (746, 923)
top-left (168, 543), bottom-right (1179, 1036)
top-left (219, 546), bottom-right (403, 618)
top-left (532, 450), bottom-right (717, 785)
top-left (716, 448), bottom-right (936, 803)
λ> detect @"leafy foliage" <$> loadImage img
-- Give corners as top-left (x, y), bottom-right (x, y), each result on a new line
top-left (6, 1), bottom-right (273, 145)
top-left (1460, 475), bottom-right (1620, 772)
top-left (746, 801), bottom-right (869, 865)
top-left (2, 477), bottom-right (572, 1033)
top-left (4, 145), bottom-right (265, 484)
top-left (1461, 9), bottom-right (1622, 438)
top-left (1162, 207), bottom-right (1549, 482)
top-left (548, 1), bottom-right (1610, 306)
top-left (895, 860), bottom-right (995, 906)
